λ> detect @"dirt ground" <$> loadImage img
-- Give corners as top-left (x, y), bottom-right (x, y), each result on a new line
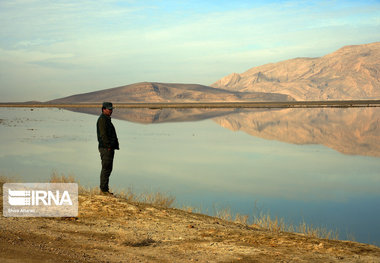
top-left (1, 193), bottom-right (380, 263)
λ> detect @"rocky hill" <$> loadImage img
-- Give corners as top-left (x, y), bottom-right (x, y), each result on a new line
top-left (49, 82), bottom-right (294, 103)
top-left (212, 42), bottom-right (380, 100)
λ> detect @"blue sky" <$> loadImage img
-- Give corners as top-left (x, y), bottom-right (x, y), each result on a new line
top-left (0, 0), bottom-right (379, 101)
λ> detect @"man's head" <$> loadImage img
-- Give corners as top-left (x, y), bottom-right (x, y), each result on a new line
top-left (102, 102), bottom-right (113, 116)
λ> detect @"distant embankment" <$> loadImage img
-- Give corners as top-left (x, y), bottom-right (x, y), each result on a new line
top-left (1, 100), bottom-right (380, 109)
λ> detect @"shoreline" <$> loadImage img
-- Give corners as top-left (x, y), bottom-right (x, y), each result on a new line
top-left (1, 190), bottom-right (380, 262)
top-left (1, 100), bottom-right (380, 109)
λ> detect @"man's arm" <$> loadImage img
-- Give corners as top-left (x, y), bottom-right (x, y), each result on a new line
top-left (98, 117), bottom-right (111, 148)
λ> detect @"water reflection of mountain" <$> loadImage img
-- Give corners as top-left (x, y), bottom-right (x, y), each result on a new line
top-left (213, 108), bottom-right (380, 157)
top-left (69, 107), bottom-right (240, 123)
top-left (71, 107), bottom-right (380, 157)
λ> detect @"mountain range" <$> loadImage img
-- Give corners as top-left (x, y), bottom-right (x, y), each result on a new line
top-left (54, 42), bottom-right (380, 157)
top-left (212, 42), bottom-right (380, 100)
top-left (50, 42), bottom-right (380, 103)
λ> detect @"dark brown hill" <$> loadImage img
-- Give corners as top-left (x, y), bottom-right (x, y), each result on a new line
top-left (48, 82), bottom-right (294, 103)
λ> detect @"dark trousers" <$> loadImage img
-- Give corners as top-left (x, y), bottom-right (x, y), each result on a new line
top-left (99, 148), bottom-right (115, 192)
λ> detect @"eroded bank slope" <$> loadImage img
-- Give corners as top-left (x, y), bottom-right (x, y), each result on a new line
top-left (1, 194), bottom-right (380, 262)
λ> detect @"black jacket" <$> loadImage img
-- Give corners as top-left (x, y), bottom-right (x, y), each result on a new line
top-left (97, 113), bottom-right (119, 150)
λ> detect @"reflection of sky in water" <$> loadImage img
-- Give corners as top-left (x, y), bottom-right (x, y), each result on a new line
top-left (0, 107), bottom-right (379, 245)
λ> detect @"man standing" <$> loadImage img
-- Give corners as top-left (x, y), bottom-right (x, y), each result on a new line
top-left (97, 102), bottom-right (119, 195)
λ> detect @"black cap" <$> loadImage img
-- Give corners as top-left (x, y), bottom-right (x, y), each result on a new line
top-left (102, 102), bottom-right (114, 110)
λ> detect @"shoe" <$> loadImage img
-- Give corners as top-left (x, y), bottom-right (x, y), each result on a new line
top-left (100, 191), bottom-right (114, 196)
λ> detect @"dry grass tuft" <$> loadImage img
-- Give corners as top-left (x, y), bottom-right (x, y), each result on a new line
top-left (78, 185), bottom-right (101, 195)
top-left (211, 205), bottom-right (341, 241)
top-left (116, 188), bottom-right (175, 208)
top-left (49, 171), bottom-right (76, 183)
top-left (117, 226), bottom-right (156, 247)
top-left (251, 213), bottom-right (339, 240)
top-left (294, 221), bottom-right (339, 240)
top-left (49, 171), bottom-right (92, 195)
top-left (0, 174), bottom-right (21, 195)
top-left (234, 213), bottom-right (249, 225)
top-left (215, 207), bottom-right (233, 222)
top-left (122, 237), bottom-right (156, 247)
top-left (253, 213), bottom-right (286, 232)
top-left (116, 188), bottom-right (137, 203)
top-left (181, 205), bottom-right (202, 214)
top-left (139, 192), bottom-right (175, 208)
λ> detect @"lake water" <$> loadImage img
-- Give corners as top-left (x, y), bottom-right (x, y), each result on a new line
top-left (1, 107), bottom-right (379, 246)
